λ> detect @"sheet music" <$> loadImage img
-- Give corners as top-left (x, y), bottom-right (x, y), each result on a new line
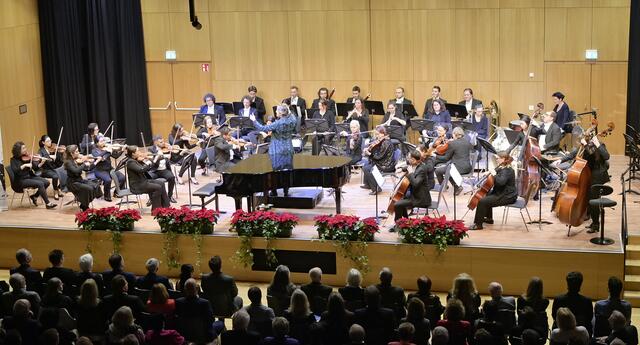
top-left (372, 165), bottom-right (385, 188)
top-left (450, 164), bottom-right (463, 186)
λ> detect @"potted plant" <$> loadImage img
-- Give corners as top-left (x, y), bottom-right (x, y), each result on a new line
top-left (396, 215), bottom-right (469, 252)
top-left (75, 207), bottom-right (141, 231)
top-left (314, 214), bottom-right (379, 272)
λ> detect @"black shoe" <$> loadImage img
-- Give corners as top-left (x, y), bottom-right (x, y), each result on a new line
top-left (469, 223), bottom-right (483, 230)
top-left (454, 186), bottom-right (463, 196)
top-left (389, 226), bottom-right (397, 233)
top-left (146, 200), bottom-right (152, 207)
top-left (533, 194), bottom-right (539, 201)
top-left (46, 203), bottom-right (57, 209)
top-left (360, 185), bottom-right (369, 189)
top-left (29, 195), bottom-right (38, 206)
top-left (483, 218), bottom-right (494, 224)
top-left (170, 197), bottom-right (177, 203)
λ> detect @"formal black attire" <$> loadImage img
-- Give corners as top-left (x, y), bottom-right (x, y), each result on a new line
top-left (319, 309), bottom-right (354, 345)
top-left (300, 282), bottom-right (333, 315)
top-left (311, 109), bottom-right (336, 155)
top-left (473, 166), bottom-right (517, 225)
top-left (551, 291), bottom-right (593, 335)
top-left (175, 296), bottom-right (223, 343)
top-left (516, 297), bottom-right (549, 337)
top-left (283, 310), bottom-right (317, 345)
top-left (76, 271), bottom-right (105, 297)
top-left (400, 316), bottom-right (431, 345)
top-left (101, 269), bottom-right (137, 290)
top-left (148, 145), bottom-right (176, 199)
top-left (423, 98), bottom-right (447, 116)
top-left (435, 138), bottom-right (473, 189)
top-left (249, 96), bottom-right (267, 123)
top-left (345, 134), bottom-right (363, 166)
top-left (136, 273), bottom-right (172, 291)
top-left (220, 329), bottom-right (261, 345)
top-left (338, 286), bottom-right (365, 312)
top-left (43, 266), bottom-right (76, 295)
top-left (1, 316), bottom-right (41, 345)
top-left (446, 292), bottom-right (482, 323)
top-left (267, 284), bottom-right (297, 317)
top-left (201, 271), bottom-right (240, 318)
top-left (91, 147), bottom-right (125, 200)
top-left (9, 156), bottom-right (52, 205)
top-left (407, 291), bottom-right (444, 328)
top-left (75, 301), bottom-right (107, 337)
top-left (376, 282), bottom-right (407, 323)
top-left (353, 305), bottom-right (396, 345)
top-left (394, 157), bottom-right (435, 221)
top-left (102, 292), bottom-right (145, 320)
top-left (389, 98), bottom-right (412, 115)
top-left (362, 139), bottom-right (396, 191)
top-left (168, 135), bottom-right (197, 178)
top-left (538, 122), bottom-right (562, 153)
top-left (37, 147), bottom-right (63, 192)
top-left (41, 291), bottom-right (74, 311)
top-left (64, 159), bottom-right (102, 209)
top-left (345, 109), bottom-right (370, 135)
top-left (382, 110), bottom-right (407, 142)
top-left (312, 98), bottom-right (336, 113)
top-left (458, 98), bottom-right (483, 114)
top-left (553, 103), bottom-right (572, 132)
top-left (10, 263), bottom-right (43, 293)
top-left (126, 158), bottom-right (169, 210)
top-left (212, 135), bottom-right (239, 173)
top-left (604, 325), bottom-right (639, 345)
top-left (80, 134), bottom-right (98, 154)
top-left (1, 289), bottom-right (41, 317)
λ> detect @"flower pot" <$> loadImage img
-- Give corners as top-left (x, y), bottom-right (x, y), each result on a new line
top-left (199, 223), bottom-right (214, 235)
top-left (119, 221), bottom-right (135, 232)
top-left (92, 220), bottom-right (116, 231)
top-left (276, 227), bottom-right (292, 238)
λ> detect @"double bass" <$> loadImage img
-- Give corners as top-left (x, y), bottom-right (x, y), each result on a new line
top-left (518, 113), bottom-right (542, 198)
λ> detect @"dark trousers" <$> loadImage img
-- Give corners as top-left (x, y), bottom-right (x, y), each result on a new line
top-left (19, 177), bottom-right (51, 204)
top-left (473, 194), bottom-right (516, 225)
top-left (93, 170), bottom-right (125, 199)
top-left (197, 150), bottom-right (209, 169)
top-left (435, 164), bottom-right (461, 189)
top-left (132, 180), bottom-right (169, 210)
top-left (39, 169), bottom-right (60, 191)
top-left (175, 154), bottom-right (197, 178)
top-left (68, 180), bottom-right (102, 209)
top-left (149, 169), bottom-right (175, 199)
top-left (362, 162), bottom-right (378, 191)
top-left (394, 198), bottom-right (414, 221)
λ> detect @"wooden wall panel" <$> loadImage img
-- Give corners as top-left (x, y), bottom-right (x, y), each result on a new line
top-left (370, 81), bottom-right (414, 106)
top-left (592, 7), bottom-right (629, 61)
top-left (288, 12), bottom-right (331, 81)
top-left (591, 63), bottom-right (627, 154)
top-left (456, 0), bottom-right (499, 8)
top-left (140, 0), bottom-right (169, 13)
top-left (499, 82), bottom-right (544, 127)
top-left (250, 81), bottom-right (296, 116)
top-left (289, 81), bottom-right (331, 105)
top-left (455, 9), bottom-right (500, 81)
top-left (168, 0), bottom-right (209, 12)
top-left (544, 63), bottom-right (592, 115)
top-left (455, 82), bottom-right (500, 109)
top-left (329, 81), bottom-right (373, 103)
top-left (545, 0), bottom-right (593, 7)
top-left (169, 12), bottom-right (211, 61)
top-left (544, 7), bottom-right (592, 61)
top-left (499, 8), bottom-right (544, 81)
top-left (211, 81), bottom-right (252, 104)
top-left (414, 82), bottom-right (458, 115)
top-left (142, 13), bottom-right (172, 61)
top-left (370, 0), bottom-right (411, 10)
top-left (172, 63), bottom-right (213, 125)
top-left (592, 0), bottom-right (630, 6)
top-left (325, 11), bottom-right (371, 80)
top-left (499, 0), bottom-right (544, 8)
top-left (208, 0), bottom-right (288, 12)
top-left (146, 63), bottom-right (175, 137)
top-left (370, 10), bottom-right (414, 80)
top-left (0, 0), bottom-right (38, 30)
top-left (0, 97), bottom-right (48, 164)
top-left (413, 10), bottom-right (456, 81)
top-left (285, 0), bottom-right (369, 11)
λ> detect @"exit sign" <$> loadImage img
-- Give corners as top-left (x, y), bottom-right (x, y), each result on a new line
top-left (201, 63), bottom-right (209, 72)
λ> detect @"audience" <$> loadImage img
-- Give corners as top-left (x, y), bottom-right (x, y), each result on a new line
top-left (603, 310), bottom-right (638, 345)
top-left (144, 314), bottom-right (184, 345)
top-left (10, 249), bottom-right (43, 293)
top-left (594, 276), bottom-right (632, 337)
top-left (430, 326), bottom-right (449, 345)
top-left (42, 249), bottom-right (76, 296)
top-left (175, 264), bottom-right (193, 292)
top-left (552, 271), bottom-right (593, 335)
top-left (338, 268), bottom-right (365, 312)
top-left (354, 285), bottom-right (395, 345)
top-left (260, 317), bottom-right (300, 345)
top-left (105, 306), bottom-right (145, 345)
top-left (76, 254), bottom-right (104, 297)
top-left (136, 258), bottom-right (172, 291)
top-left (267, 265), bottom-right (298, 317)
top-left (447, 273), bottom-right (481, 324)
top-left (401, 298), bottom-right (430, 345)
top-left (1, 273), bottom-right (41, 316)
top-left (377, 267), bottom-right (407, 322)
top-left (38, 306), bottom-right (76, 345)
top-left (174, 278), bottom-right (224, 344)
top-left (75, 279), bottom-right (106, 340)
top-left (102, 254), bottom-right (137, 288)
top-left (436, 299), bottom-right (471, 345)
top-left (102, 275), bottom-right (145, 320)
top-left (389, 322), bottom-right (416, 345)
top-left (283, 289), bottom-right (316, 345)
top-left (474, 301), bottom-right (507, 345)
top-left (509, 306), bottom-right (545, 345)
top-left (516, 276), bottom-right (549, 336)
top-left (41, 278), bottom-right (73, 311)
top-left (41, 328), bottom-right (59, 345)
top-left (407, 276), bottom-right (444, 328)
top-left (319, 292), bottom-right (354, 345)
top-left (550, 307), bottom-right (590, 345)
top-left (521, 328), bottom-right (542, 345)
top-left (244, 286), bottom-right (276, 338)
top-left (220, 310), bottom-right (260, 345)
top-left (146, 283), bottom-right (176, 319)
top-left (347, 324), bottom-right (366, 345)
top-left (1, 299), bottom-right (41, 345)
top-left (200, 255), bottom-right (241, 319)
top-left (300, 267), bottom-right (332, 316)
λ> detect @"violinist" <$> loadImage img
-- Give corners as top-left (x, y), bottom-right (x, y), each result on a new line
top-left (168, 123), bottom-right (199, 185)
top-left (148, 136), bottom-right (177, 203)
top-left (91, 136), bottom-right (125, 202)
top-left (9, 141), bottom-right (57, 209)
top-left (361, 126), bottom-right (396, 195)
top-left (551, 134), bottom-right (610, 233)
top-left (212, 127), bottom-right (241, 173)
top-left (63, 145), bottom-right (102, 211)
top-left (339, 120), bottom-right (363, 166)
top-left (311, 99), bottom-right (336, 155)
top-left (344, 97), bottom-right (369, 138)
top-left (311, 87), bottom-right (336, 113)
top-left (392, 149), bottom-right (435, 224)
top-left (80, 123), bottom-right (100, 154)
top-left (435, 127), bottom-right (473, 196)
top-left (199, 93), bottom-right (226, 127)
top-left (196, 116), bottom-right (219, 173)
top-left (125, 145), bottom-right (170, 211)
top-left (429, 125), bottom-right (450, 153)
top-left (469, 151), bottom-right (518, 230)
top-left (37, 135), bottom-right (65, 200)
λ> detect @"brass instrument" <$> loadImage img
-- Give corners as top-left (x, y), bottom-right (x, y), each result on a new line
top-left (487, 100), bottom-right (500, 132)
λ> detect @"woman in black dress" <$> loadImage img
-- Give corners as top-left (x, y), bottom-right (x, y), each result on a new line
top-left (9, 141), bottom-right (57, 209)
top-left (63, 145), bottom-right (102, 211)
top-left (37, 135), bottom-right (65, 200)
top-left (168, 123), bottom-right (199, 185)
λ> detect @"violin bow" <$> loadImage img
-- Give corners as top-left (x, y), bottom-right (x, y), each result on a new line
top-left (29, 136), bottom-right (36, 166)
top-left (103, 121), bottom-right (114, 137)
top-left (55, 127), bottom-right (64, 157)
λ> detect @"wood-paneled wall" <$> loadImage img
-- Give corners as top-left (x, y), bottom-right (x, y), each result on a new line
top-left (141, 0), bottom-right (629, 152)
top-left (0, 0), bottom-right (46, 164)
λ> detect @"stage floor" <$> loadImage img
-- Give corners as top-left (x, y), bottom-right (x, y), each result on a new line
top-left (0, 155), bottom-right (634, 254)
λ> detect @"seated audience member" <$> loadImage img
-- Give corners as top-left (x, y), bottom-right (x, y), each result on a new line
top-left (244, 286), bottom-right (276, 338)
top-left (175, 264), bottom-right (194, 292)
top-left (482, 282), bottom-right (515, 332)
top-left (42, 249), bottom-right (76, 295)
top-left (102, 275), bottom-right (145, 321)
top-left (549, 307), bottom-right (589, 345)
top-left (102, 254), bottom-right (137, 289)
top-left (38, 307), bottom-right (76, 345)
top-left (508, 306), bottom-right (545, 345)
top-left (339, 268), bottom-right (365, 312)
top-left (220, 310), bottom-right (260, 345)
top-left (401, 298), bottom-right (430, 345)
top-left (516, 277), bottom-right (549, 336)
top-left (354, 285), bottom-right (395, 345)
top-left (301, 267), bottom-right (333, 315)
top-left (40, 328), bottom-right (59, 345)
top-left (551, 271), bottom-right (592, 334)
top-left (348, 324), bottom-right (366, 345)
top-left (40, 278), bottom-right (73, 311)
top-left (146, 283), bottom-right (176, 318)
top-left (267, 265), bottom-right (298, 316)
top-left (105, 306), bottom-right (145, 345)
top-left (201, 255), bottom-right (242, 319)
top-left (389, 322), bottom-right (416, 345)
top-left (474, 302), bottom-right (507, 345)
top-left (319, 292), bottom-right (354, 345)
top-left (10, 249), bottom-right (42, 293)
top-left (260, 317), bottom-right (300, 345)
top-left (447, 273), bottom-right (481, 324)
top-left (431, 326), bottom-right (449, 345)
top-left (283, 289), bottom-right (316, 345)
top-left (75, 279), bottom-right (107, 339)
top-left (407, 276), bottom-right (444, 328)
top-left (1, 274), bottom-right (41, 317)
top-left (144, 314), bottom-right (185, 345)
top-left (473, 328), bottom-right (493, 345)
top-left (136, 258), bottom-right (172, 291)
top-left (594, 276), bottom-right (632, 338)
top-left (1, 299), bottom-right (41, 345)
top-left (76, 337), bottom-right (94, 345)
top-left (436, 299), bottom-right (471, 345)
top-left (376, 267), bottom-right (406, 322)
top-left (602, 310), bottom-right (638, 345)
top-left (521, 329), bottom-right (544, 345)
top-left (174, 279), bottom-right (224, 343)
top-left (76, 254), bottom-right (105, 297)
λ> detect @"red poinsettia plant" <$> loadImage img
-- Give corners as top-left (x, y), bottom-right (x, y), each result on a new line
top-left (152, 207), bottom-right (219, 234)
top-left (314, 214), bottom-right (379, 242)
top-left (230, 210), bottom-right (299, 238)
top-left (75, 207), bottom-right (141, 231)
top-left (396, 215), bottom-right (468, 252)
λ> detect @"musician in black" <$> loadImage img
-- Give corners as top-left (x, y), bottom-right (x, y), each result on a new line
top-left (10, 141), bottom-right (57, 209)
top-left (344, 97), bottom-right (369, 137)
top-left (435, 127), bottom-right (473, 196)
top-left (506, 115), bottom-right (532, 155)
top-left (247, 85), bottom-right (267, 122)
top-left (283, 86), bottom-right (307, 132)
top-left (469, 151), bottom-right (518, 230)
top-left (168, 123), bottom-right (199, 185)
top-left (551, 135), bottom-right (610, 233)
top-left (393, 149), bottom-right (435, 223)
top-left (312, 87), bottom-right (336, 113)
top-left (361, 126), bottom-right (396, 195)
top-left (91, 136), bottom-right (125, 202)
top-left (382, 102), bottom-right (407, 145)
top-left (37, 135), bottom-right (64, 200)
top-left (149, 136), bottom-right (177, 203)
top-left (196, 116), bottom-right (219, 173)
top-left (423, 85), bottom-right (447, 116)
top-left (80, 123), bottom-right (100, 154)
top-left (311, 99), bottom-right (336, 155)
top-left (339, 120), bottom-right (363, 166)
top-left (126, 145), bottom-right (170, 211)
top-left (63, 145), bottom-right (101, 211)
top-left (212, 127), bottom-right (242, 173)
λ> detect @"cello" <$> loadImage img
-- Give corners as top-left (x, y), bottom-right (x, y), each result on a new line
top-left (386, 149), bottom-right (428, 214)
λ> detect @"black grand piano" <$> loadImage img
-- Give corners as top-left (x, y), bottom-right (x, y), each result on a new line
top-left (215, 154), bottom-right (351, 213)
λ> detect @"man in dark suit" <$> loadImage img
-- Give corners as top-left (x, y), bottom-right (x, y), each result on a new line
top-left (435, 127), bottom-right (473, 195)
top-left (483, 282), bottom-right (516, 332)
top-left (42, 249), bottom-right (76, 296)
top-left (354, 285), bottom-right (396, 345)
top-left (149, 136), bottom-right (177, 203)
top-left (593, 276), bottom-right (632, 337)
top-left (10, 249), bottom-right (42, 293)
top-left (102, 253), bottom-right (137, 289)
top-left (243, 286), bottom-right (275, 338)
top-left (1, 299), bottom-right (42, 345)
top-left (283, 86), bottom-right (307, 133)
top-left (136, 258), bottom-right (172, 290)
top-left (212, 127), bottom-right (241, 173)
top-left (393, 150), bottom-right (435, 224)
top-left (102, 275), bottom-right (145, 320)
top-left (551, 271), bottom-right (593, 335)
top-left (175, 278), bottom-right (225, 343)
top-left (1, 274), bottom-right (41, 317)
top-left (199, 93), bottom-right (226, 126)
top-left (220, 310), bottom-right (261, 345)
top-left (347, 85), bottom-right (370, 103)
top-left (300, 267), bottom-right (333, 315)
top-left (201, 255), bottom-right (242, 319)
top-left (537, 111), bottom-right (562, 154)
top-left (375, 268), bottom-right (406, 322)
top-left (458, 88), bottom-right (483, 115)
top-left (247, 85), bottom-right (267, 123)
top-left (389, 86), bottom-right (412, 114)
top-left (423, 85), bottom-right (448, 116)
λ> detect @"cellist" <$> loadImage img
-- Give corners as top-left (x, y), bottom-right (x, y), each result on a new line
top-left (469, 151), bottom-right (517, 230)
top-left (391, 149), bottom-right (435, 227)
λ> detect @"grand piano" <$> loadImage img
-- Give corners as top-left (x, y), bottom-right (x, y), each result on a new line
top-left (215, 154), bottom-right (351, 213)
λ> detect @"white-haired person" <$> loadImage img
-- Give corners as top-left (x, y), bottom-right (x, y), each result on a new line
top-left (76, 253), bottom-right (104, 296)
top-left (220, 310), bottom-right (261, 345)
top-left (338, 268), bottom-right (365, 312)
top-left (136, 258), bottom-right (172, 291)
top-left (339, 120), bottom-right (364, 166)
top-left (10, 248), bottom-right (42, 293)
top-left (434, 126), bottom-right (473, 196)
top-left (301, 267), bottom-right (333, 315)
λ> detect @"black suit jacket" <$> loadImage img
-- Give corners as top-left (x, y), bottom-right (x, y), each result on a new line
top-left (354, 306), bottom-right (396, 345)
top-left (251, 96), bottom-right (267, 121)
top-left (312, 98), bottom-right (337, 114)
top-left (551, 292), bottom-right (593, 334)
top-left (284, 97), bottom-right (307, 118)
top-left (101, 269), bottom-right (137, 290)
top-left (220, 329), bottom-right (261, 345)
top-left (312, 110), bottom-right (336, 130)
top-left (201, 272), bottom-right (239, 317)
top-left (407, 158), bottom-right (435, 207)
top-left (435, 138), bottom-right (473, 174)
top-left (301, 282), bottom-right (333, 314)
top-left (136, 273), bottom-right (172, 291)
top-left (102, 293), bottom-right (145, 319)
top-left (212, 135), bottom-right (234, 172)
top-left (76, 271), bottom-right (105, 296)
top-left (458, 98), bottom-right (483, 111)
top-left (10, 264), bottom-right (42, 293)
top-left (43, 267), bottom-right (76, 294)
top-left (376, 283), bottom-right (407, 322)
top-left (489, 167), bottom-right (517, 201)
top-left (540, 122), bottom-right (562, 153)
top-left (126, 159), bottom-right (153, 193)
top-left (175, 296), bottom-right (215, 342)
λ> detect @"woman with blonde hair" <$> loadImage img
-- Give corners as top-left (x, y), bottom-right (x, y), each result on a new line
top-left (283, 289), bottom-right (316, 344)
top-left (105, 306), bottom-right (145, 345)
top-left (76, 279), bottom-right (106, 339)
top-left (550, 307), bottom-right (589, 345)
top-left (146, 283), bottom-right (176, 318)
top-left (447, 273), bottom-right (481, 323)
top-left (338, 268), bottom-right (365, 311)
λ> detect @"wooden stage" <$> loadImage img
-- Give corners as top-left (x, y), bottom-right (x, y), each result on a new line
top-left (0, 155), bottom-right (634, 299)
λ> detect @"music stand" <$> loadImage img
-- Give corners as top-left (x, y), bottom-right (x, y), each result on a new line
top-left (256, 143), bottom-right (270, 154)
top-left (334, 123), bottom-right (350, 138)
top-left (503, 129), bottom-right (520, 146)
top-left (336, 103), bottom-right (353, 118)
top-left (527, 156), bottom-right (554, 230)
top-left (232, 102), bottom-right (245, 115)
top-left (192, 113), bottom-right (208, 127)
top-left (229, 116), bottom-right (254, 139)
top-left (476, 138), bottom-right (496, 171)
top-left (401, 104), bottom-right (419, 119)
top-left (217, 102), bottom-right (234, 114)
top-left (364, 100), bottom-right (385, 116)
top-left (445, 103), bottom-right (469, 119)
top-left (321, 144), bottom-right (341, 156)
top-left (385, 125), bottom-right (405, 141)
top-left (306, 119), bottom-right (330, 155)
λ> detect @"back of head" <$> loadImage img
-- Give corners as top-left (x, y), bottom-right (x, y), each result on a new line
top-left (272, 317), bottom-right (290, 338)
top-left (79, 279), bottom-right (99, 307)
top-left (398, 322), bottom-right (415, 341)
top-left (184, 278), bottom-right (198, 298)
top-left (48, 249), bottom-right (64, 267)
top-left (488, 282), bottom-right (503, 299)
top-left (76, 337), bottom-right (93, 345)
top-left (379, 267), bottom-right (393, 286)
top-left (232, 310), bottom-right (250, 331)
top-left (208, 256), bottom-right (222, 273)
top-left (525, 276), bottom-right (543, 301)
top-left (78, 254), bottom-right (94, 273)
top-left (180, 264), bottom-right (194, 279)
top-left (452, 273), bottom-right (477, 300)
top-left (122, 334), bottom-right (139, 345)
top-left (12, 299), bottom-right (31, 319)
top-left (111, 275), bottom-right (127, 294)
top-left (346, 268), bottom-right (362, 288)
top-left (349, 324), bottom-right (365, 343)
top-left (566, 271), bottom-right (583, 294)
top-left (112, 306), bottom-right (134, 330)
top-left (521, 329), bottom-right (540, 345)
top-left (417, 276), bottom-right (431, 293)
top-left (288, 289), bottom-right (310, 318)
top-left (608, 276), bottom-right (623, 299)
top-left (326, 292), bottom-right (346, 317)
top-left (309, 267), bottom-right (322, 283)
top-left (482, 300), bottom-right (498, 321)
top-left (41, 328), bottom-right (59, 345)
top-left (109, 254), bottom-right (123, 270)
top-left (364, 285), bottom-right (380, 308)
top-left (445, 298), bottom-right (465, 322)
top-left (4, 329), bottom-right (23, 345)
top-left (248, 286), bottom-right (262, 305)
top-left (453, 126), bottom-right (465, 138)
top-left (608, 310), bottom-right (627, 332)
top-left (473, 329), bottom-right (492, 345)
top-left (406, 297), bottom-right (425, 320)
top-left (150, 283), bottom-right (169, 305)
top-left (556, 307), bottom-right (577, 331)
top-left (45, 277), bottom-right (63, 296)
top-left (271, 265), bottom-right (291, 291)
top-left (15, 248), bottom-right (31, 265)
top-left (431, 326), bottom-right (449, 345)
top-left (9, 273), bottom-right (26, 291)
top-left (145, 258), bottom-right (159, 274)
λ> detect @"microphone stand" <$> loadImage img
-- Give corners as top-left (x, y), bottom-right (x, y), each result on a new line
top-left (527, 156), bottom-right (553, 230)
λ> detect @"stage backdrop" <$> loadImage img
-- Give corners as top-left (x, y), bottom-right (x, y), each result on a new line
top-left (142, 0), bottom-right (630, 153)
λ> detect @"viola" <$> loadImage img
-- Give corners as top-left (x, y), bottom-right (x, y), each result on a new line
top-left (433, 136), bottom-right (449, 155)
top-left (367, 136), bottom-right (387, 152)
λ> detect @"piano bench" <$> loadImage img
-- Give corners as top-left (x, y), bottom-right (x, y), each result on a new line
top-left (193, 182), bottom-right (222, 211)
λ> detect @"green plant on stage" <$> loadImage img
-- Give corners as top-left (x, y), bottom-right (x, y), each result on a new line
top-left (109, 230), bottom-right (123, 254)
top-left (396, 215), bottom-right (468, 253)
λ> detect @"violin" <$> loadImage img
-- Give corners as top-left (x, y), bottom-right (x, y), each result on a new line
top-left (21, 153), bottom-right (48, 163)
top-left (46, 144), bottom-right (66, 154)
top-left (74, 154), bottom-right (96, 165)
top-left (367, 136), bottom-right (387, 152)
top-left (433, 135), bottom-right (449, 155)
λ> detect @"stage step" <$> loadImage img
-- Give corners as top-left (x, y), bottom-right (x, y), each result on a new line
top-left (627, 245), bottom-right (640, 260)
top-left (625, 241), bottom-right (640, 307)
top-left (625, 259), bottom-right (640, 275)
top-left (628, 235), bottom-right (640, 246)
top-left (623, 290), bottom-right (640, 307)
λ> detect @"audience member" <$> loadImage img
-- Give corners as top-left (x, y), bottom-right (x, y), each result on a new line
top-left (38, 307), bottom-right (76, 345)
top-left (602, 310), bottom-right (638, 345)
top-left (473, 328), bottom-right (492, 345)
top-left (76, 254), bottom-right (104, 297)
top-left (102, 254), bottom-right (137, 289)
top-left (376, 267), bottom-right (406, 322)
top-left (594, 276), bottom-right (632, 337)
top-left (521, 328), bottom-right (542, 345)
top-left (267, 265), bottom-right (298, 316)
top-left (551, 271), bottom-right (593, 335)
top-left (42, 250), bottom-right (75, 295)
top-left (401, 298), bottom-right (430, 345)
top-left (516, 277), bottom-right (549, 336)
top-left (319, 292), bottom-right (354, 345)
top-left (10, 249), bottom-right (42, 293)
top-left (201, 255), bottom-right (242, 319)
top-left (447, 273), bottom-right (481, 323)
top-left (40, 278), bottom-right (73, 311)
top-left (260, 317), bottom-right (300, 345)
top-left (389, 322), bottom-right (416, 345)
top-left (436, 299), bottom-right (471, 345)
top-left (146, 283), bottom-right (176, 318)
top-left (300, 267), bottom-right (333, 315)
top-left (244, 286), bottom-right (276, 338)
top-left (40, 328), bottom-right (59, 345)
top-left (347, 324), bottom-right (366, 345)
top-left (1, 299), bottom-right (41, 345)
top-left (174, 278), bottom-right (224, 343)
top-left (549, 307), bottom-right (589, 345)
top-left (75, 279), bottom-right (106, 339)
top-left (508, 306), bottom-right (545, 345)
top-left (474, 302), bottom-right (507, 345)
top-left (136, 258), bottom-right (172, 291)
top-left (220, 310), bottom-right (261, 345)
top-left (76, 337), bottom-right (94, 345)
top-left (339, 268), bottom-right (365, 312)
top-left (354, 285), bottom-right (395, 345)
top-left (102, 275), bottom-right (145, 320)
top-left (175, 264), bottom-right (193, 292)
top-left (1, 274), bottom-right (41, 316)
top-left (431, 326), bottom-right (449, 345)
top-left (144, 314), bottom-right (184, 345)
top-left (105, 306), bottom-right (145, 345)
top-left (407, 276), bottom-right (444, 328)
top-left (283, 289), bottom-right (316, 345)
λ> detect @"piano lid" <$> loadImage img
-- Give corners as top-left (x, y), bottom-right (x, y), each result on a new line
top-left (225, 154), bottom-right (351, 175)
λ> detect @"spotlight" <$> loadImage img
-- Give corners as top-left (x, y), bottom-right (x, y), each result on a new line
top-left (188, 0), bottom-right (202, 30)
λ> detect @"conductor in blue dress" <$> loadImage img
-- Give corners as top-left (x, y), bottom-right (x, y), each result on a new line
top-left (250, 104), bottom-right (297, 171)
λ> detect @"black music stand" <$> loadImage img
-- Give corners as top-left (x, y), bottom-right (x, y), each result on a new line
top-left (321, 144), bottom-right (341, 156)
top-left (179, 152), bottom-right (201, 209)
top-left (476, 138), bottom-right (496, 172)
top-left (364, 100), bottom-right (385, 116)
top-left (192, 113), bottom-right (209, 127)
top-left (527, 156), bottom-right (553, 230)
top-left (288, 104), bottom-right (302, 118)
top-left (401, 104), bottom-right (419, 119)
top-left (445, 103), bottom-right (469, 119)
top-left (231, 102), bottom-right (246, 115)
top-left (336, 103), bottom-right (353, 118)
top-left (217, 102), bottom-right (234, 115)
top-left (334, 123), bottom-right (350, 140)
top-left (229, 116), bottom-right (254, 136)
top-left (385, 125), bottom-right (405, 141)
top-left (306, 119), bottom-right (330, 156)
top-left (503, 129), bottom-right (520, 145)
